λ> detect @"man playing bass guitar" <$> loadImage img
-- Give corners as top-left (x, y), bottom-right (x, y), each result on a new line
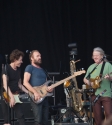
top-left (83, 47), bottom-right (112, 125)
top-left (23, 50), bottom-right (53, 125)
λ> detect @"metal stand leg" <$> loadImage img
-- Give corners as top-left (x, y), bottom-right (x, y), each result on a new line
top-left (53, 76), bottom-right (55, 106)
top-left (89, 95), bottom-right (93, 125)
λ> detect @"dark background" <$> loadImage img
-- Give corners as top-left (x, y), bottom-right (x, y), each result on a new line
top-left (0, 0), bottom-right (112, 105)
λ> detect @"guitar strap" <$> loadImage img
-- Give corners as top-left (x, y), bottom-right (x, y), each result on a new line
top-left (99, 61), bottom-right (106, 77)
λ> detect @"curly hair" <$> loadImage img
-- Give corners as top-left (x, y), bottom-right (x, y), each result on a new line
top-left (10, 49), bottom-right (24, 62)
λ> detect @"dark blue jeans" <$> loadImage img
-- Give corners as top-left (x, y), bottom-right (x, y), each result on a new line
top-left (30, 98), bottom-right (49, 125)
top-left (1, 96), bottom-right (25, 125)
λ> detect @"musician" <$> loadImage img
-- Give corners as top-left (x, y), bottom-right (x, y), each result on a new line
top-left (83, 47), bottom-right (112, 125)
top-left (1, 49), bottom-right (28, 125)
top-left (23, 50), bottom-right (53, 125)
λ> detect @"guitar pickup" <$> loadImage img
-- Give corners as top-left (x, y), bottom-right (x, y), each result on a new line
top-left (40, 90), bottom-right (43, 94)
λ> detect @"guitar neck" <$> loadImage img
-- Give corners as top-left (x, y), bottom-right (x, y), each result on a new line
top-left (98, 77), bottom-right (104, 83)
top-left (98, 72), bottom-right (112, 83)
top-left (51, 75), bottom-right (76, 88)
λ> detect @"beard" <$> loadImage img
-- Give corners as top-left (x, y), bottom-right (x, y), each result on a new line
top-left (34, 59), bottom-right (42, 66)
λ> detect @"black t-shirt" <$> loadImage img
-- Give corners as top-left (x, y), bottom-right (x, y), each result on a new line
top-left (2, 64), bottom-right (21, 93)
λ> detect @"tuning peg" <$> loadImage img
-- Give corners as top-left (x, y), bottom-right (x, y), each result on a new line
top-left (81, 68), bottom-right (84, 70)
top-left (74, 69), bottom-right (76, 72)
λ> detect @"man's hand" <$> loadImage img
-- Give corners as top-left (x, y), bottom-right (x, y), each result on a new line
top-left (9, 95), bottom-right (15, 107)
top-left (104, 74), bottom-right (112, 80)
top-left (84, 78), bottom-right (94, 86)
top-left (34, 92), bottom-right (41, 101)
top-left (47, 86), bottom-right (53, 92)
top-left (85, 79), bottom-right (91, 85)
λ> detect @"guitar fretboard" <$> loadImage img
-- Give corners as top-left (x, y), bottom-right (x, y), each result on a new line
top-left (51, 70), bottom-right (85, 88)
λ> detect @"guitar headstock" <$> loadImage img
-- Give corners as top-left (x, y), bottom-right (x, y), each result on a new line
top-left (74, 70), bottom-right (86, 76)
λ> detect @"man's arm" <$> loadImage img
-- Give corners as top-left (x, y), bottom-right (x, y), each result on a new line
top-left (23, 72), bottom-right (40, 101)
top-left (2, 74), bottom-right (15, 107)
top-left (18, 79), bottom-right (28, 94)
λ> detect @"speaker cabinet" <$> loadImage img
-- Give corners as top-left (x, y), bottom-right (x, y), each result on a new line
top-left (13, 101), bottom-right (34, 120)
top-left (54, 123), bottom-right (89, 125)
top-left (0, 122), bottom-right (4, 125)
top-left (13, 120), bottom-right (51, 125)
top-left (0, 100), bottom-right (4, 120)
top-left (13, 120), bottom-right (34, 125)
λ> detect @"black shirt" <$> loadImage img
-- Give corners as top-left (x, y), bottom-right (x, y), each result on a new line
top-left (2, 64), bottom-right (21, 93)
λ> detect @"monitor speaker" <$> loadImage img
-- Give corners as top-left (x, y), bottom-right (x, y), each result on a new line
top-left (58, 107), bottom-right (76, 123)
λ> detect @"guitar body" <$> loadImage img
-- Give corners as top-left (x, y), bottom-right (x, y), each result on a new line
top-left (3, 92), bottom-right (23, 104)
top-left (86, 76), bottom-right (101, 89)
top-left (3, 91), bottom-right (10, 103)
top-left (28, 80), bottom-right (53, 104)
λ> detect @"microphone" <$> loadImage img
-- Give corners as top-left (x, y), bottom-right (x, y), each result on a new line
top-left (26, 50), bottom-right (31, 54)
top-left (103, 55), bottom-right (106, 58)
top-left (101, 55), bottom-right (106, 61)
top-left (5, 54), bottom-right (8, 64)
top-left (5, 54), bottom-right (8, 59)
top-left (93, 89), bottom-right (107, 105)
top-left (102, 55), bottom-right (106, 60)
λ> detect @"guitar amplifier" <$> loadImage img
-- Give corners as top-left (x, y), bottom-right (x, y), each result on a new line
top-left (12, 98), bottom-right (34, 120)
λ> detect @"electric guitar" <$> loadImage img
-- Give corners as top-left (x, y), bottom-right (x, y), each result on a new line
top-left (86, 72), bottom-right (112, 89)
top-left (3, 92), bottom-right (28, 104)
top-left (28, 70), bottom-right (86, 104)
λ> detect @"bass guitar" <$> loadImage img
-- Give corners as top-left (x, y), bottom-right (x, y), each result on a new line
top-left (86, 72), bottom-right (112, 89)
top-left (28, 70), bottom-right (86, 104)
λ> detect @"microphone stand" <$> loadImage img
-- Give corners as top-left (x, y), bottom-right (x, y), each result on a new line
top-left (5, 55), bottom-right (10, 124)
top-left (88, 88), bottom-right (95, 125)
top-left (43, 69), bottom-right (60, 106)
